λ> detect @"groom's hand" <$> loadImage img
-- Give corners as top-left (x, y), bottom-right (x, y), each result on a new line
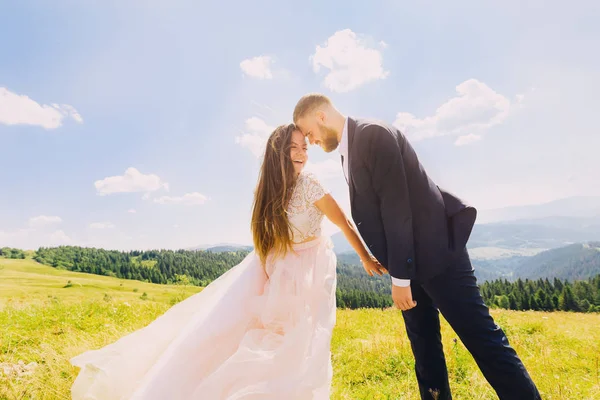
top-left (392, 285), bottom-right (417, 311)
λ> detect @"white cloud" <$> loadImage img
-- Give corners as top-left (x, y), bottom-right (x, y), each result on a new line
top-left (240, 56), bottom-right (274, 79)
top-left (245, 116), bottom-right (273, 133)
top-left (0, 87), bottom-right (83, 129)
top-left (393, 79), bottom-right (520, 144)
top-left (153, 192), bottom-right (208, 206)
top-left (0, 229), bottom-right (31, 242)
top-left (28, 215), bottom-right (62, 227)
top-left (235, 117), bottom-right (275, 157)
top-left (0, 228), bottom-right (73, 249)
top-left (128, 209), bottom-right (137, 214)
top-left (94, 167), bottom-right (169, 196)
top-left (310, 29), bottom-right (389, 92)
top-left (454, 134), bottom-right (482, 146)
top-left (49, 230), bottom-right (71, 245)
top-left (89, 222), bottom-right (115, 229)
top-left (304, 159), bottom-right (344, 181)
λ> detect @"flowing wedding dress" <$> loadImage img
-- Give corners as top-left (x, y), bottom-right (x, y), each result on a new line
top-left (70, 171), bottom-right (337, 399)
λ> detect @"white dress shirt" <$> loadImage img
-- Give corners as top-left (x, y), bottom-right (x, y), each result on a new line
top-left (339, 118), bottom-right (410, 288)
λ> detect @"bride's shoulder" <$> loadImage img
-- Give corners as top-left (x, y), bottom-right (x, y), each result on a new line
top-left (297, 171), bottom-right (320, 185)
top-left (297, 171), bottom-right (328, 202)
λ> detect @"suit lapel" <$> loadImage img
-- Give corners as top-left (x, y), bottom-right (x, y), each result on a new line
top-left (347, 117), bottom-right (357, 211)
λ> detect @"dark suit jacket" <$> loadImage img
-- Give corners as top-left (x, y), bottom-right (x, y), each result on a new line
top-left (346, 117), bottom-right (477, 282)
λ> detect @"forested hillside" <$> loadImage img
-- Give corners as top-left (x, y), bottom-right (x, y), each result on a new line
top-left (34, 246), bottom-right (248, 287)
top-left (481, 276), bottom-right (600, 312)
top-left (18, 245), bottom-right (600, 312)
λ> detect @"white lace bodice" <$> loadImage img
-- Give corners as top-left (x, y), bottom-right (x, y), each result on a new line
top-left (287, 172), bottom-right (328, 243)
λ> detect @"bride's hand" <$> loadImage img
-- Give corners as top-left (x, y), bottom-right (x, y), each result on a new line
top-left (360, 255), bottom-right (388, 277)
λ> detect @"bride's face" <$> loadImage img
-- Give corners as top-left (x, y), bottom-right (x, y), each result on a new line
top-left (290, 130), bottom-right (308, 175)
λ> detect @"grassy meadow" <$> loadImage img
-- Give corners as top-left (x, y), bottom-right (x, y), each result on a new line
top-left (1, 257), bottom-right (599, 399)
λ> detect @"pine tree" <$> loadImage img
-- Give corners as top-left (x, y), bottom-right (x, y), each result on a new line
top-left (559, 286), bottom-right (578, 311)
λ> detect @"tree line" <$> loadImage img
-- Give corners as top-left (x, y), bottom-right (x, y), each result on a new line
top-left (336, 261), bottom-right (393, 309)
top-left (31, 245), bottom-right (393, 309)
top-left (480, 276), bottom-right (600, 313)
top-left (0, 247), bottom-right (26, 259)
top-left (5, 245), bottom-right (600, 312)
top-left (34, 246), bottom-right (247, 287)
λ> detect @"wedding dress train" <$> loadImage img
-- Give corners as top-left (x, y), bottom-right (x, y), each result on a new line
top-left (70, 172), bottom-right (337, 399)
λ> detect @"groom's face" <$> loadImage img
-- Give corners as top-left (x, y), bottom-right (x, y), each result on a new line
top-left (297, 114), bottom-right (339, 153)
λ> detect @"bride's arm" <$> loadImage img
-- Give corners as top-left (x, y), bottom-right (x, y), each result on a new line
top-left (315, 194), bottom-right (387, 276)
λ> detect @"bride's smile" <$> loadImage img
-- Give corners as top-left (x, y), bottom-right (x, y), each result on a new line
top-left (290, 129), bottom-right (308, 175)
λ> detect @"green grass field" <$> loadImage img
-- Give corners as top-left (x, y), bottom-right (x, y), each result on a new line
top-left (1, 257), bottom-right (599, 399)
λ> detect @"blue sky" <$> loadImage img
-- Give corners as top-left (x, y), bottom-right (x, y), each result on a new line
top-left (1, 1), bottom-right (599, 250)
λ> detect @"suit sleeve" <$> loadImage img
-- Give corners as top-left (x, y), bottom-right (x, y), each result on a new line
top-left (363, 126), bottom-right (416, 280)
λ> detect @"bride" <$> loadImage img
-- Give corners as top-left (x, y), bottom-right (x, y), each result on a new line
top-left (70, 123), bottom-right (387, 399)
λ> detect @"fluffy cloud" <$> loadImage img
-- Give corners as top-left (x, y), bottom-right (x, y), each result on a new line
top-left (304, 159), bottom-right (344, 181)
top-left (0, 87), bottom-right (83, 129)
top-left (153, 192), bottom-right (208, 205)
top-left (310, 29), bottom-right (389, 92)
top-left (127, 209), bottom-right (137, 214)
top-left (454, 134), bottom-right (482, 146)
top-left (89, 222), bottom-right (115, 229)
top-left (235, 117), bottom-right (275, 157)
top-left (28, 215), bottom-right (62, 227)
top-left (48, 230), bottom-right (72, 245)
top-left (0, 228), bottom-right (71, 248)
top-left (94, 167), bottom-right (169, 196)
top-left (240, 56), bottom-right (273, 79)
top-left (393, 79), bottom-right (523, 145)
top-left (0, 229), bottom-right (31, 242)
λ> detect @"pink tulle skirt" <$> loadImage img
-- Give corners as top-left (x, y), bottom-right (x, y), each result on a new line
top-left (70, 236), bottom-right (337, 399)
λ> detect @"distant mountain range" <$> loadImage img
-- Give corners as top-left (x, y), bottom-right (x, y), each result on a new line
top-left (473, 241), bottom-right (600, 282)
top-left (337, 241), bottom-right (600, 282)
top-left (476, 196), bottom-right (600, 223)
top-left (190, 196), bottom-right (600, 281)
top-left (329, 196), bottom-right (600, 257)
top-left (468, 216), bottom-right (600, 252)
top-left (514, 242), bottom-right (600, 280)
top-left (326, 215), bottom-right (600, 256)
top-left (188, 243), bottom-right (253, 253)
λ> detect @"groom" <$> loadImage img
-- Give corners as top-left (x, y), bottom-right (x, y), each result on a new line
top-left (293, 93), bottom-right (540, 400)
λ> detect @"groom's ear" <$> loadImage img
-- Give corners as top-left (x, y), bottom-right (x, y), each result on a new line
top-left (316, 110), bottom-right (326, 123)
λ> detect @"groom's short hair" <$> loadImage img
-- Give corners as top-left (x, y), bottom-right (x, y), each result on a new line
top-left (293, 93), bottom-right (331, 123)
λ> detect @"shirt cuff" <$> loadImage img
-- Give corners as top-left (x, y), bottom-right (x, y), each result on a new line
top-left (391, 277), bottom-right (411, 287)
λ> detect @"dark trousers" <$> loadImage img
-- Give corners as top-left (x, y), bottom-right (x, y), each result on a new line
top-left (401, 249), bottom-right (541, 399)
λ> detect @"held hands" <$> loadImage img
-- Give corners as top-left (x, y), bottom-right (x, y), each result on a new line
top-left (360, 254), bottom-right (416, 310)
top-left (360, 255), bottom-right (388, 277)
top-left (392, 285), bottom-right (417, 311)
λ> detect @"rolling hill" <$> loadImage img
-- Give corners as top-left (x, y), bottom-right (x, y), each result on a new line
top-left (1, 257), bottom-right (599, 399)
top-left (476, 196), bottom-right (600, 223)
top-left (331, 215), bottom-right (600, 255)
top-left (335, 240), bottom-right (600, 282)
top-left (191, 196), bottom-right (600, 259)
top-left (514, 242), bottom-right (600, 280)
top-left (330, 196), bottom-right (600, 255)
top-left (188, 243), bottom-right (253, 252)
top-left (468, 216), bottom-right (600, 250)
top-left (328, 200), bottom-right (600, 282)
top-left (468, 242), bottom-right (600, 282)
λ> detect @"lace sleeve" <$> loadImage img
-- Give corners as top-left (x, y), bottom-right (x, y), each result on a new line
top-left (303, 173), bottom-right (328, 204)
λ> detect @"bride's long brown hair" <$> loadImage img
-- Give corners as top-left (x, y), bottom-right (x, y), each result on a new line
top-left (251, 123), bottom-right (298, 267)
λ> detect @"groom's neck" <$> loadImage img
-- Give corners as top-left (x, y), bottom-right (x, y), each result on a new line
top-left (331, 112), bottom-right (346, 142)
